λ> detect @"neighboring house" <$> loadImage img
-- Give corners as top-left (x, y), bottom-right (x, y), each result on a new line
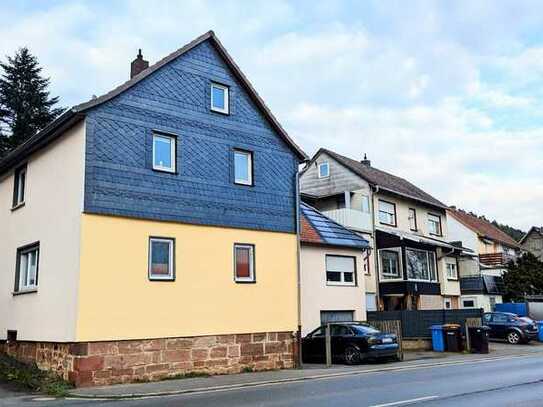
top-left (0, 31), bottom-right (307, 387)
top-left (447, 207), bottom-right (521, 312)
top-left (520, 227), bottom-right (543, 261)
top-left (300, 149), bottom-right (463, 311)
top-left (299, 203), bottom-right (370, 335)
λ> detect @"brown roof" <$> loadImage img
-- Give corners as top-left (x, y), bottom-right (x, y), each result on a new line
top-left (317, 148), bottom-right (447, 209)
top-left (0, 31), bottom-right (307, 175)
top-left (448, 208), bottom-right (520, 248)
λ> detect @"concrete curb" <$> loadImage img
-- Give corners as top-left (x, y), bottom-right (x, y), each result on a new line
top-left (66, 353), bottom-right (536, 400)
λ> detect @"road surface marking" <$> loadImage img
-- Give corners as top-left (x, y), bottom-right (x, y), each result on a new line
top-left (369, 396), bottom-right (439, 407)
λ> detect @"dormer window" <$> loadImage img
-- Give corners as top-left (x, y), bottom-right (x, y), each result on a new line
top-left (211, 83), bottom-right (229, 114)
top-left (318, 162), bottom-right (330, 178)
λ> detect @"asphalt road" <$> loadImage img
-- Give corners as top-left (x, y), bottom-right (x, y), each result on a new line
top-left (4, 354), bottom-right (543, 406)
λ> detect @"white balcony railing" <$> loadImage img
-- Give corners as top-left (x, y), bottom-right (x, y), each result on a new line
top-left (322, 208), bottom-right (372, 232)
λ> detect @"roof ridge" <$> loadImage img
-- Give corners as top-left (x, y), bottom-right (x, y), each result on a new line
top-left (318, 148), bottom-right (447, 209)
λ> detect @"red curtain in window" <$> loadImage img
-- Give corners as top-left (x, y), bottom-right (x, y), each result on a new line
top-left (236, 247), bottom-right (250, 278)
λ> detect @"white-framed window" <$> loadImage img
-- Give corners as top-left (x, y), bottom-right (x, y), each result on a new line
top-left (234, 150), bottom-right (253, 185)
top-left (15, 243), bottom-right (39, 292)
top-left (378, 200), bottom-right (396, 226)
top-left (211, 83), bottom-right (229, 114)
top-left (234, 244), bottom-right (255, 282)
top-left (408, 208), bottom-right (417, 231)
top-left (12, 164), bottom-right (27, 208)
top-left (360, 195), bottom-right (370, 213)
top-left (446, 262), bottom-right (458, 280)
top-left (326, 255), bottom-right (356, 286)
top-left (148, 238), bottom-right (175, 281)
top-left (428, 213), bottom-right (442, 236)
top-left (406, 248), bottom-right (438, 282)
top-left (366, 293), bottom-right (377, 311)
top-left (379, 249), bottom-right (402, 280)
top-left (318, 162), bottom-right (330, 178)
top-left (152, 133), bottom-right (176, 173)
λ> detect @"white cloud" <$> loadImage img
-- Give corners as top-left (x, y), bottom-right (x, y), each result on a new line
top-left (1, 1), bottom-right (542, 230)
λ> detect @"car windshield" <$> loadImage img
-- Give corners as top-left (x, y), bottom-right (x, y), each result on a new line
top-left (350, 324), bottom-right (381, 335)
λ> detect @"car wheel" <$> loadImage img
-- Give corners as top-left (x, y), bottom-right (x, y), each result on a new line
top-left (506, 331), bottom-right (521, 345)
top-left (344, 346), bottom-right (362, 365)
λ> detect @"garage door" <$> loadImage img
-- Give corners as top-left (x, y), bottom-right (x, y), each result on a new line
top-left (320, 310), bottom-right (354, 324)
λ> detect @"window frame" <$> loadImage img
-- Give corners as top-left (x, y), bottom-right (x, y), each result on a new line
top-left (405, 248), bottom-right (438, 282)
top-left (379, 248), bottom-right (403, 281)
top-left (233, 149), bottom-right (253, 186)
top-left (427, 213), bottom-right (443, 236)
top-left (325, 254), bottom-right (357, 286)
top-left (446, 261), bottom-right (458, 280)
top-left (363, 252), bottom-right (371, 275)
top-left (234, 243), bottom-right (255, 283)
top-left (14, 242), bottom-right (40, 294)
top-left (408, 208), bottom-right (418, 231)
top-left (444, 298), bottom-right (452, 309)
top-left (462, 297), bottom-right (477, 309)
top-left (148, 237), bottom-right (175, 281)
top-left (210, 82), bottom-right (229, 114)
top-left (318, 162), bottom-right (330, 179)
top-left (378, 199), bottom-right (397, 227)
top-left (152, 132), bottom-right (177, 173)
top-left (12, 164), bottom-right (27, 209)
top-left (360, 194), bottom-right (371, 213)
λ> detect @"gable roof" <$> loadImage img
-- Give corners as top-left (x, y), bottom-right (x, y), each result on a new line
top-left (310, 148), bottom-right (447, 209)
top-left (300, 202), bottom-right (370, 249)
top-left (0, 31), bottom-right (307, 175)
top-left (447, 208), bottom-right (521, 248)
top-left (520, 226), bottom-right (543, 244)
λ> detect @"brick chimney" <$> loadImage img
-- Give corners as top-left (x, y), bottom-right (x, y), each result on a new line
top-left (130, 49), bottom-right (149, 79)
top-left (360, 153), bottom-right (371, 166)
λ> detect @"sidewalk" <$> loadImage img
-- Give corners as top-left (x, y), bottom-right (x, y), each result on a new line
top-left (68, 342), bottom-right (543, 399)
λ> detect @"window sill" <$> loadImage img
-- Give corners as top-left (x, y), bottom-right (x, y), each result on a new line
top-left (234, 280), bottom-right (256, 284)
top-left (447, 278), bottom-right (459, 281)
top-left (234, 181), bottom-right (254, 187)
top-left (11, 202), bottom-right (25, 212)
top-left (12, 289), bottom-right (37, 296)
top-left (149, 277), bottom-right (175, 282)
top-left (429, 233), bottom-right (443, 238)
top-left (379, 222), bottom-right (397, 227)
top-left (152, 168), bottom-right (178, 175)
top-left (326, 282), bottom-right (357, 287)
top-left (210, 107), bottom-right (230, 116)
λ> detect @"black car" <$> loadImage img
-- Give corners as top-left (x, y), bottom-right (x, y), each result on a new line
top-left (483, 312), bottom-right (539, 344)
top-left (302, 322), bottom-right (399, 364)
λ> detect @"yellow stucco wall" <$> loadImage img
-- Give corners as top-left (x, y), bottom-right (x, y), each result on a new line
top-left (76, 214), bottom-right (298, 342)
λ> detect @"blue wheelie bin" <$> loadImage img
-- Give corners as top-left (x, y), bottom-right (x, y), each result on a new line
top-left (537, 321), bottom-right (543, 342)
top-left (430, 325), bottom-right (445, 352)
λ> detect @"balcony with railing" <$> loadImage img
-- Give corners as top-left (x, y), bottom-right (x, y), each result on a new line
top-left (321, 208), bottom-right (373, 232)
top-left (479, 252), bottom-right (517, 267)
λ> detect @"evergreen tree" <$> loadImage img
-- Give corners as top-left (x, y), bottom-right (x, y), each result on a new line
top-left (503, 253), bottom-right (543, 302)
top-left (0, 47), bottom-right (63, 158)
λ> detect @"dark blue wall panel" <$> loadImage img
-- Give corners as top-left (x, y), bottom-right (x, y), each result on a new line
top-left (84, 39), bottom-right (298, 233)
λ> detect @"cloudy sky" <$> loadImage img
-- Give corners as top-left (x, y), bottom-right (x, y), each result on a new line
top-left (2, 1), bottom-right (542, 230)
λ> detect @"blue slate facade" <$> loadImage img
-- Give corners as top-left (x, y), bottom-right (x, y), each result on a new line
top-left (84, 39), bottom-right (299, 233)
